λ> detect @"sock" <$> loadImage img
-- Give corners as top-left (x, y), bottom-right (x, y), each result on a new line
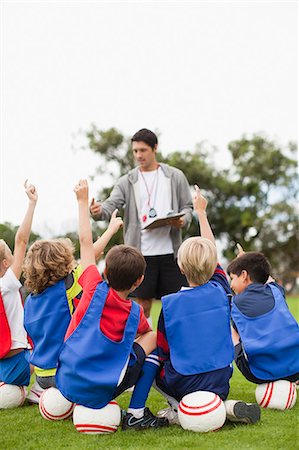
top-left (127, 407), bottom-right (144, 419)
top-left (224, 399), bottom-right (238, 420)
top-left (129, 350), bottom-right (160, 410)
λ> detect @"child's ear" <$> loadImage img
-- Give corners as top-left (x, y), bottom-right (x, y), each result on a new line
top-left (241, 270), bottom-right (250, 282)
top-left (178, 264), bottom-right (184, 275)
top-left (133, 275), bottom-right (144, 290)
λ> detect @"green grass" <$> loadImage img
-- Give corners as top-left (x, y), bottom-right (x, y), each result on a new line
top-left (0, 298), bottom-right (298, 449)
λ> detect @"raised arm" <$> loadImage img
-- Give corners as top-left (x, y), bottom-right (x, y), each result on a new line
top-left (74, 180), bottom-right (95, 271)
top-left (93, 209), bottom-right (123, 262)
top-left (193, 185), bottom-right (216, 246)
top-left (11, 180), bottom-right (38, 279)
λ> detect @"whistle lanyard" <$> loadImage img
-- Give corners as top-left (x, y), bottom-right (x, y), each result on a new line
top-left (139, 168), bottom-right (159, 221)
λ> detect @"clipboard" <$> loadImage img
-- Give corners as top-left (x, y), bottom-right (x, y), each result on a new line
top-left (142, 212), bottom-right (185, 230)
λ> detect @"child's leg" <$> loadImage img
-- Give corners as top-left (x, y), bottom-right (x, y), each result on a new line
top-left (234, 343), bottom-right (267, 384)
top-left (231, 326), bottom-right (240, 345)
top-left (120, 333), bottom-right (169, 430)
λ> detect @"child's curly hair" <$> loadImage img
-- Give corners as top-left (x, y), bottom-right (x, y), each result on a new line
top-left (23, 238), bottom-right (76, 294)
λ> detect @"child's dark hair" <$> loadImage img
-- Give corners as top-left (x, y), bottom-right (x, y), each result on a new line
top-left (105, 245), bottom-right (146, 291)
top-left (131, 129), bottom-right (158, 149)
top-left (227, 252), bottom-right (271, 284)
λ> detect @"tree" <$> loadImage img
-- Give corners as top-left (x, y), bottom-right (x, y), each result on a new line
top-left (83, 126), bottom-right (298, 290)
top-left (0, 222), bottom-right (41, 252)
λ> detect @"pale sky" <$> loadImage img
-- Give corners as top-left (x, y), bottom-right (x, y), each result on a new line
top-left (1, 1), bottom-right (297, 237)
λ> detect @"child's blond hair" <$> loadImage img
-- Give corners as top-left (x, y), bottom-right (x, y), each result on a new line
top-left (177, 237), bottom-right (217, 285)
top-left (0, 239), bottom-right (7, 264)
top-left (23, 238), bottom-right (76, 294)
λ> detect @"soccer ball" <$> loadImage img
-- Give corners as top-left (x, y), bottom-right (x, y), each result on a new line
top-left (255, 380), bottom-right (297, 410)
top-left (178, 391), bottom-right (226, 432)
top-left (39, 387), bottom-right (75, 420)
top-left (0, 383), bottom-right (26, 409)
top-left (73, 401), bottom-right (121, 434)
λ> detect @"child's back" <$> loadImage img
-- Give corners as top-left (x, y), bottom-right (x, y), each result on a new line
top-left (228, 252), bottom-right (299, 383)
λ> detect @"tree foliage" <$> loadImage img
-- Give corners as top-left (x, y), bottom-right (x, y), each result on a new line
top-left (83, 127), bottom-right (298, 290)
top-left (0, 222), bottom-right (41, 252)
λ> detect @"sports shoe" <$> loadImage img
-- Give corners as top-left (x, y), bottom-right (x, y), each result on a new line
top-left (157, 406), bottom-right (180, 425)
top-left (231, 401), bottom-right (261, 424)
top-left (26, 380), bottom-right (45, 404)
top-left (122, 407), bottom-right (169, 431)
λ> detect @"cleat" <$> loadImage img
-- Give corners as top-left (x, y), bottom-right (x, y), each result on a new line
top-left (157, 406), bottom-right (180, 425)
top-left (122, 407), bottom-right (169, 431)
top-left (233, 401), bottom-right (261, 424)
top-left (26, 381), bottom-right (45, 404)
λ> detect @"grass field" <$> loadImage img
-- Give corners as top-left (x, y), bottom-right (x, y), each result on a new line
top-left (0, 298), bottom-right (298, 450)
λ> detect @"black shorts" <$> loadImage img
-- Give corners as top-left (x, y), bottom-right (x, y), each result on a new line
top-left (113, 342), bottom-right (146, 398)
top-left (234, 343), bottom-right (299, 384)
top-left (131, 254), bottom-right (187, 300)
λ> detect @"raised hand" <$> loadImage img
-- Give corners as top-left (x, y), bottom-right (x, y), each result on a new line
top-left (108, 209), bottom-right (123, 234)
top-left (236, 243), bottom-right (245, 257)
top-left (193, 185), bottom-right (208, 213)
top-left (74, 179), bottom-right (89, 202)
top-left (24, 179), bottom-right (38, 203)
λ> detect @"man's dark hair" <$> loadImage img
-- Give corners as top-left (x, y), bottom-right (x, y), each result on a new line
top-left (131, 129), bottom-right (158, 150)
top-left (105, 245), bottom-right (146, 291)
top-left (227, 252), bottom-right (271, 284)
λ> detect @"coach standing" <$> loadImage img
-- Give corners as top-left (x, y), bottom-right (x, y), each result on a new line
top-left (90, 128), bottom-right (193, 324)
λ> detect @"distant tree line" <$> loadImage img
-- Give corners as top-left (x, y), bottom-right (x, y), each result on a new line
top-left (1, 127), bottom-right (298, 291)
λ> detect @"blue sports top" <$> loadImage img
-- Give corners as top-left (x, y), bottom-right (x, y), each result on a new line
top-left (162, 281), bottom-right (234, 375)
top-left (24, 280), bottom-right (71, 369)
top-left (232, 283), bottom-right (299, 380)
top-left (56, 281), bottom-right (141, 409)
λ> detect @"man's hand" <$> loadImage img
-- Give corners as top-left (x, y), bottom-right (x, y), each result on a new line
top-left (168, 216), bottom-right (185, 229)
top-left (90, 197), bottom-right (102, 216)
top-left (24, 179), bottom-right (38, 203)
top-left (74, 179), bottom-right (89, 203)
top-left (108, 209), bottom-right (123, 234)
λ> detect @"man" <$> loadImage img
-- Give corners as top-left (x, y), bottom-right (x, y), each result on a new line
top-left (90, 128), bottom-right (193, 322)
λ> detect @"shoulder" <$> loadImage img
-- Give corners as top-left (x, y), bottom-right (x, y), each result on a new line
top-left (267, 281), bottom-right (285, 297)
top-left (233, 283), bottom-right (274, 317)
top-left (211, 264), bottom-right (231, 295)
top-left (78, 265), bottom-right (102, 289)
top-left (160, 163), bottom-right (185, 178)
top-left (0, 268), bottom-right (21, 293)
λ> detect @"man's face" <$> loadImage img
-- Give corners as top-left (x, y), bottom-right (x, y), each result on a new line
top-left (132, 141), bottom-right (158, 171)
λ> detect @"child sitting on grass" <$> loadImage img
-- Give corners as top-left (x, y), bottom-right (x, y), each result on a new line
top-left (23, 210), bottom-right (123, 402)
top-left (227, 249), bottom-right (299, 385)
top-left (155, 185), bottom-right (261, 425)
top-left (56, 179), bottom-right (169, 431)
top-left (0, 181), bottom-right (37, 400)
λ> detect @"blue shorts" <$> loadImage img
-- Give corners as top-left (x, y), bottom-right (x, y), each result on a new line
top-left (0, 350), bottom-right (31, 386)
top-left (156, 361), bottom-right (233, 401)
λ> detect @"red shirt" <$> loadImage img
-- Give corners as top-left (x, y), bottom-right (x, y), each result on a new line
top-left (65, 265), bottom-right (150, 342)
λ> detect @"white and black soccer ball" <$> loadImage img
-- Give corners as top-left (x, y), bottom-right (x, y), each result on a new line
top-left (0, 383), bottom-right (26, 409)
top-left (39, 387), bottom-right (75, 420)
top-left (255, 380), bottom-right (297, 410)
top-left (178, 391), bottom-right (226, 432)
top-left (73, 401), bottom-right (121, 434)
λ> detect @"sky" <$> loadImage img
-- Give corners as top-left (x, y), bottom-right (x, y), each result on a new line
top-left (0, 1), bottom-right (297, 237)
